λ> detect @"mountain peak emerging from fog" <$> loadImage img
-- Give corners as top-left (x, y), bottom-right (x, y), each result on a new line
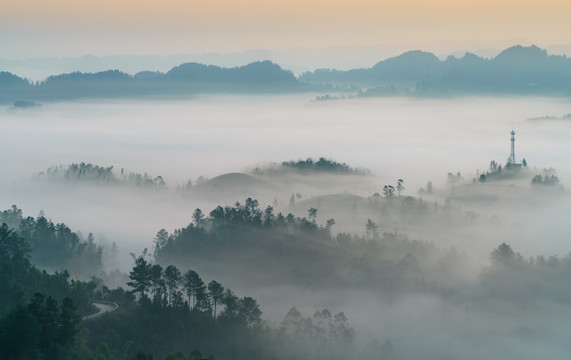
top-left (373, 50), bottom-right (440, 69)
top-left (166, 60), bottom-right (296, 82)
top-left (494, 45), bottom-right (549, 63)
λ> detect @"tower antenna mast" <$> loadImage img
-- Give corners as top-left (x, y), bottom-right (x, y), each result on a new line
top-left (510, 130), bottom-right (516, 164)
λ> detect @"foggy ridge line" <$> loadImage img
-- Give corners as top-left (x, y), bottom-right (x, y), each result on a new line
top-left (2, 44), bottom-right (571, 104)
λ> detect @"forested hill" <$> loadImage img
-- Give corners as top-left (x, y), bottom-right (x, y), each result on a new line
top-left (251, 157), bottom-right (372, 176)
top-left (300, 45), bottom-right (571, 95)
top-left (0, 206), bottom-right (105, 277)
top-left (0, 60), bottom-right (307, 103)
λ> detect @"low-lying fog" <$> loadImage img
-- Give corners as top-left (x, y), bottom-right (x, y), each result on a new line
top-left (2, 94), bottom-right (571, 359)
top-left (1, 95), bottom-right (570, 252)
top-left (2, 95), bottom-right (571, 185)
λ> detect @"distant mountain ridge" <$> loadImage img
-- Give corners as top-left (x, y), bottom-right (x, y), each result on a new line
top-left (0, 60), bottom-right (304, 103)
top-left (2, 45), bottom-right (571, 103)
top-left (300, 45), bottom-right (571, 95)
top-left (166, 61), bottom-right (296, 82)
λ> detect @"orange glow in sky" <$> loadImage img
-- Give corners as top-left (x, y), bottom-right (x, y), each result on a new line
top-left (2, 0), bottom-right (570, 57)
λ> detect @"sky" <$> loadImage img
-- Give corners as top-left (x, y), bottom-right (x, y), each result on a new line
top-left (2, 0), bottom-right (571, 59)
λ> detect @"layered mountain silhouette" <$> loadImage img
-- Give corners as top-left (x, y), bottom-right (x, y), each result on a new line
top-left (0, 61), bottom-right (304, 103)
top-left (300, 45), bottom-right (571, 94)
top-left (2, 45), bottom-right (571, 103)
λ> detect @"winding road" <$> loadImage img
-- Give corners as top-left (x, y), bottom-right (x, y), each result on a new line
top-left (82, 300), bottom-right (118, 321)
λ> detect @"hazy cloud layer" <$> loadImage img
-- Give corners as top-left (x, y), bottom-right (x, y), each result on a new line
top-left (1, 95), bottom-right (570, 256)
top-left (2, 94), bottom-right (571, 358)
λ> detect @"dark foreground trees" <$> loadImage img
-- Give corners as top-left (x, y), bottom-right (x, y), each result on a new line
top-left (0, 221), bottom-right (92, 360)
top-left (92, 258), bottom-right (355, 360)
top-left (127, 257), bottom-right (153, 299)
top-left (0, 294), bottom-right (81, 360)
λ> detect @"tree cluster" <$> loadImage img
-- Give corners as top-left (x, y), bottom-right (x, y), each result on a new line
top-left (80, 256), bottom-right (357, 360)
top-left (252, 157), bottom-right (370, 176)
top-left (46, 162), bottom-right (115, 182)
top-left (481, 242), bottom-right (571, 304)
top-left (126, 257), bottom-right (248, 323)
top-left (154, 198), bottom-right (332, 261)
top-left (277, 307), bottom-right (354, 360)
top-left (153, 199), bottom-right (451, 295)
top-left (0, 206), bottom-right (103, 276)
top-left (39, 163), bottom-right (167, 188)
top-left (281, 157), bottom-right (370, 175)
top-left (0, 294), bottom-right (80, 360)
top-left (531, 174), bottom-right (561, 187)
top-left (0, 221), bottom-right (95, 316)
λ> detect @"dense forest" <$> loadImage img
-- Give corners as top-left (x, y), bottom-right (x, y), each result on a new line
top-left (0, 220), bottom-right (96, 359)
top-left (154, 198), bottom-right (446, 294)
top-left (0, 208), bottom-right (360, 360)
top-left (3, 198), bottom-right (571, 359)
top-left (153, 197), bottom-right (571, 302)
top-left (82, 256), bottom-right (358, 360)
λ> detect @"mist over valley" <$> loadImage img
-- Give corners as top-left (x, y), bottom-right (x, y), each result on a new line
top-left (1, 90), bottom-right (571, 359)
